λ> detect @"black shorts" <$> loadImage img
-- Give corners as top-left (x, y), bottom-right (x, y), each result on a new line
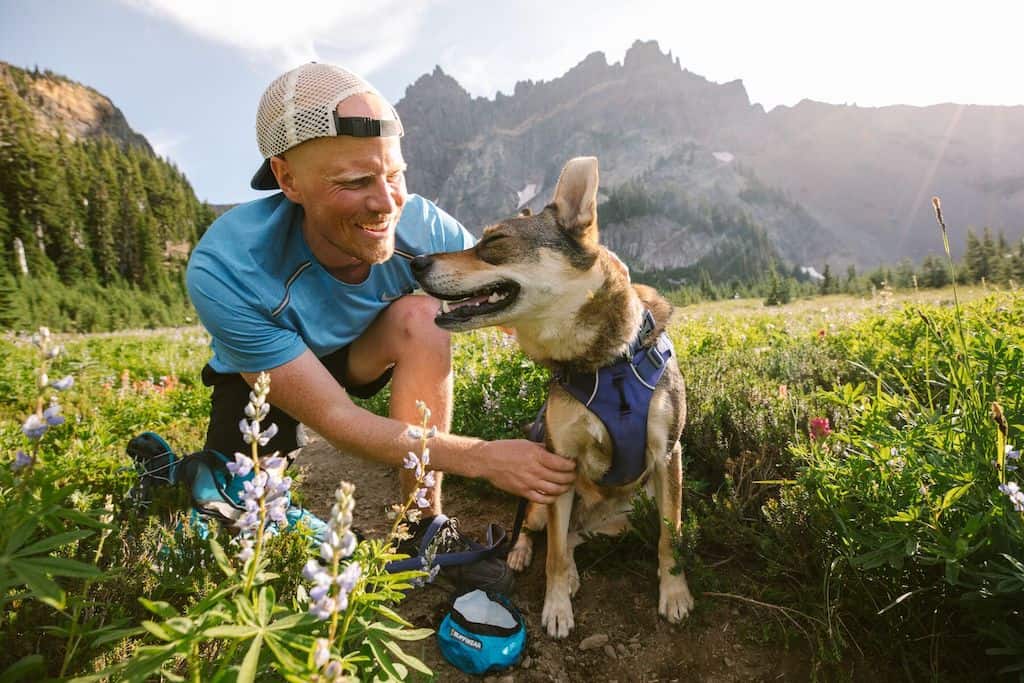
top-left (201, 344), bottom-right (392, 457)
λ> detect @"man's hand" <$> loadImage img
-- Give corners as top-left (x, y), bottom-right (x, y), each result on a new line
top-left (475, 439), bottom-right (576, 504)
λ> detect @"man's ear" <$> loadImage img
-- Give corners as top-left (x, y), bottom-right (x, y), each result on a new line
top-left (551, 156), bottom-right (599, 238)
top-left (271, 155), bottom-right (302, 203)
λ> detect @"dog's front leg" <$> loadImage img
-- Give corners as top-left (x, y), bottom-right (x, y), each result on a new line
top-left (653, 441), bottom-right (694, 622)
top-left (541, 489), bottom-right (576, 638)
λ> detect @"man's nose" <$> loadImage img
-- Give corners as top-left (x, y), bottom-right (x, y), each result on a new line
top-left (366, 177), bottom-right (400, 214)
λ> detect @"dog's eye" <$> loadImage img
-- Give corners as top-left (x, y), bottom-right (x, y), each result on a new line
top-left (481, 234), bottom-right (507, 247)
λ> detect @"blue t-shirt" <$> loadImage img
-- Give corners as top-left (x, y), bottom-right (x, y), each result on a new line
top-left (187, 193), bottom-right (474, 373)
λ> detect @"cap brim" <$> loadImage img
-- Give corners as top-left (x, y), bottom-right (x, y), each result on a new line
top-left (251, 158), bottom-right (279, 190)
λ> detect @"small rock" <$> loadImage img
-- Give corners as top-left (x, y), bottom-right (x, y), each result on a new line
top-left (616, 643), bottom-right (629, 656)
top-left (498, 676), bottom-right (515, 683)
top-left (629, 641), bottom-right (641, 651)
top-left (521, 656), bottom-right (533, 669)
top-left (603, 644), bottom-right (617, 659)
top-left (725, 656), bottom-right (736, 668)
top-left (579, 633), bottom-right (610, 651)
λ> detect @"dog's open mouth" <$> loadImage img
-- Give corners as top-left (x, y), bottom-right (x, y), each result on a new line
top-left (433, 281), bottom-right (520, 327)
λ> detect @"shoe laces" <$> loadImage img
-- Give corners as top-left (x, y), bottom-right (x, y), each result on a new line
top-left (433, 517), bottom-right (470, 554)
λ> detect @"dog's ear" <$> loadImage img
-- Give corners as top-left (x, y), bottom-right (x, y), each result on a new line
top-left (552, 156), bottom-right (599, 239)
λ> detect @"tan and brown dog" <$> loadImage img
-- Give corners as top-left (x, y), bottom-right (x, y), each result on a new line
top-left (411, 157), bottom-right (693, 638)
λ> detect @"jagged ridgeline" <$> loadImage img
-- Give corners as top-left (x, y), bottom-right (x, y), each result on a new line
top-left (0, 62), bottom-right (217, 331)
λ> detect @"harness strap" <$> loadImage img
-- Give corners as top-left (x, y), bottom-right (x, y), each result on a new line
top-left (385, 514), bottom-right (509, 573)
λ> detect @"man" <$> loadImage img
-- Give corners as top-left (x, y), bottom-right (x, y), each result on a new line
top-left (186, 63), bottom-right (575, 527)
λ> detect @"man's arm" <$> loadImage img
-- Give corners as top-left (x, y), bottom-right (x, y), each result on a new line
top-left (243, 350), bottom-right (576, 504)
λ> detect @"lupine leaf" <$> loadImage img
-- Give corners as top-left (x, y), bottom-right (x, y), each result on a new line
top-left (13, 529), bottom-right (93, 557)
top-left (237, 633), bottom-right (263, 683)
top-left (383, 639), bottom-right (433, 675)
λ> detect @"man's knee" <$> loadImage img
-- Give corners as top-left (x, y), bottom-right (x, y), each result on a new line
top-left (388, 295), bottom-right (450, 350)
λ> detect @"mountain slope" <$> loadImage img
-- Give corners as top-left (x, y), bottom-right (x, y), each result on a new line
top-left (396, 40), bottom-right (1024, 270)
top-left (0, 61), bottom-right (215, 330)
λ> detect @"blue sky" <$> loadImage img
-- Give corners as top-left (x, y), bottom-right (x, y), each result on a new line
top-left (2, 0), bottom-right (1021, 204)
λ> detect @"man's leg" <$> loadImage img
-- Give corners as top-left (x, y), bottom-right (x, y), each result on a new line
top-left (345, 295), bottom-right (451, 515)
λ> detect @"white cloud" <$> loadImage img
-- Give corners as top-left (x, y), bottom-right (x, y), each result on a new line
top-left (120, 0), bottom-right (428, 76)
top-left (145, 128), bottom-right (186, 158)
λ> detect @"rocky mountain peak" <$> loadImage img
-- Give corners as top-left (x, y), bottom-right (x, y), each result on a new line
top-left (403, 65), bottom-right (472, 102)
top-left (0, 62), bottom-right (152, 153)
top-left (622, 39), bottom-right (677, 71)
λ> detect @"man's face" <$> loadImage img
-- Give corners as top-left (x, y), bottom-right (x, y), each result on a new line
top-left (273, 94), bottom-right (408, 275)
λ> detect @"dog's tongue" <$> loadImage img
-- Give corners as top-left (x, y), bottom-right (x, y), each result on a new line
top-left (450, 294), bottom-right (490, 310)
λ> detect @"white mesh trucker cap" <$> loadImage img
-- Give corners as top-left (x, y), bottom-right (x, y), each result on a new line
top-left (251, 63), bottom-right (404, 190)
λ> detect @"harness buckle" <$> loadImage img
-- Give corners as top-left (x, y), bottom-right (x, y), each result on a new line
top-left (646, 345), bottom-right (666, 369)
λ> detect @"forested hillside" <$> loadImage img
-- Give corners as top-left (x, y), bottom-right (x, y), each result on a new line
top-left (0, 63), bottom-right (216, 331)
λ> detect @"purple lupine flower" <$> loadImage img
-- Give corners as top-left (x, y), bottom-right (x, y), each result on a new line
top-left (306, 482), bottom-right (360, 621)
top-left (226, 452), bottom-right (254, 477)
top-left (242, 476), bottom-right (266, 500)
top-left (309, 596), bottom-right (337, 620)
top-left (313, 638), bottom-right (330, 669)
top-left (239, 418), bottom-right (260, 444)
top-left (407, 426), bottom-right (424, 440)
top-left (999, 481), bottom-right (1024, 512)
top-left (403, 451), bottom-right (419, 470)
top-left (336, 562), bottom-right (362, 592)
top-left (244, 401), bottom-right (270, 420)
top-left (43, 400), bottom-right (64, 426)
top-left (262, 455), bottom-right (285, 471)
top-left (267, 497), bottom-right (289, 524)
top-left (236, 538), bottom-right (254, 563)
top-left (50, 375), bottom-right (74, 391)
top-left (11, 450), bottom-right (34, 472)
top-left (234, 511), bottom-right (259, 533)
top-left (257, 423), bottom-right (278, 446)
top-left (21, 414), bottom-right (48, 440)
top-left (302, 559), bottom-right (322, 581)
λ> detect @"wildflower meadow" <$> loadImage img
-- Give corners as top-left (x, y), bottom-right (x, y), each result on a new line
top-left (2, 276), bottom-right (1023, 678)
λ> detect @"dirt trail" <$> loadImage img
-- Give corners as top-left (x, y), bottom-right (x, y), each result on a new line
top-left (296, 435), bottom-right (811, 682)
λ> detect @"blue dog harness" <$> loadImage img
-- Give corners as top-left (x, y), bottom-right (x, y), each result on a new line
top-left (529, 309), bottom-right (675, 487)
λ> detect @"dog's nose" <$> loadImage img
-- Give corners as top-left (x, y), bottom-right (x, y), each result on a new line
top-left (410, 255), bottom-right (433, 277)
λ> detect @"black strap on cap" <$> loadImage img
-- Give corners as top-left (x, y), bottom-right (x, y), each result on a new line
top-left (333, 114), bottom-right (403, 137)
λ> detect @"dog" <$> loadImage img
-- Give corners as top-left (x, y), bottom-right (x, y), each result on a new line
top-left (411, 156), bottom-right (694, 638)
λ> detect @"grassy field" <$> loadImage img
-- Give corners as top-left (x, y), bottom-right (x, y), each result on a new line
top-left (2, 285), bottom-right (1022, 680)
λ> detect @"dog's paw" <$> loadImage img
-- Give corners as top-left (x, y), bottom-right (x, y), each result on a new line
top-left (659, 575), bottom-right (694, 623)
top-left (507, 540), bottom-right (532, 572)
top-left (541, 591), bottom-right (575, 638)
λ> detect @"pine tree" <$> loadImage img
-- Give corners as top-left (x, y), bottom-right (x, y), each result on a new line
top-left (894, 258), bottom-right (916, 288)
top-left (764, 265), bottom-right (792, 306)
top-left (920, 254), bottom-right (951, 288)
top-left (87, 142), bottom-right (121, 284)
top-left (0, 272), bottom-right (25, 330)
top-left (820, 263), bottom-right (835, 295)
top-left (0, 196), bottom-right (10, 279)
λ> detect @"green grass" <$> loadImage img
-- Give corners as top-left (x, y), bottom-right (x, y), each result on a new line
top-left (2, 285), bottom-right (1022, 678)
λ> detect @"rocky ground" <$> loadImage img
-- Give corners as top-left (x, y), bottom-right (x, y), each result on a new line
top-left (296, 435), bottom-right (815, 682)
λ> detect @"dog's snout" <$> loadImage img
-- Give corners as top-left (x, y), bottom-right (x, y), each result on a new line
top-left (410, 254), bottom-right (433, 278)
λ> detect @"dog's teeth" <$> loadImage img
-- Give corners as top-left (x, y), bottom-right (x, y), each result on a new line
top-left (488, 292), bottom-right (501, 303)
top-left (441, 300), bottom-right (450, 314)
